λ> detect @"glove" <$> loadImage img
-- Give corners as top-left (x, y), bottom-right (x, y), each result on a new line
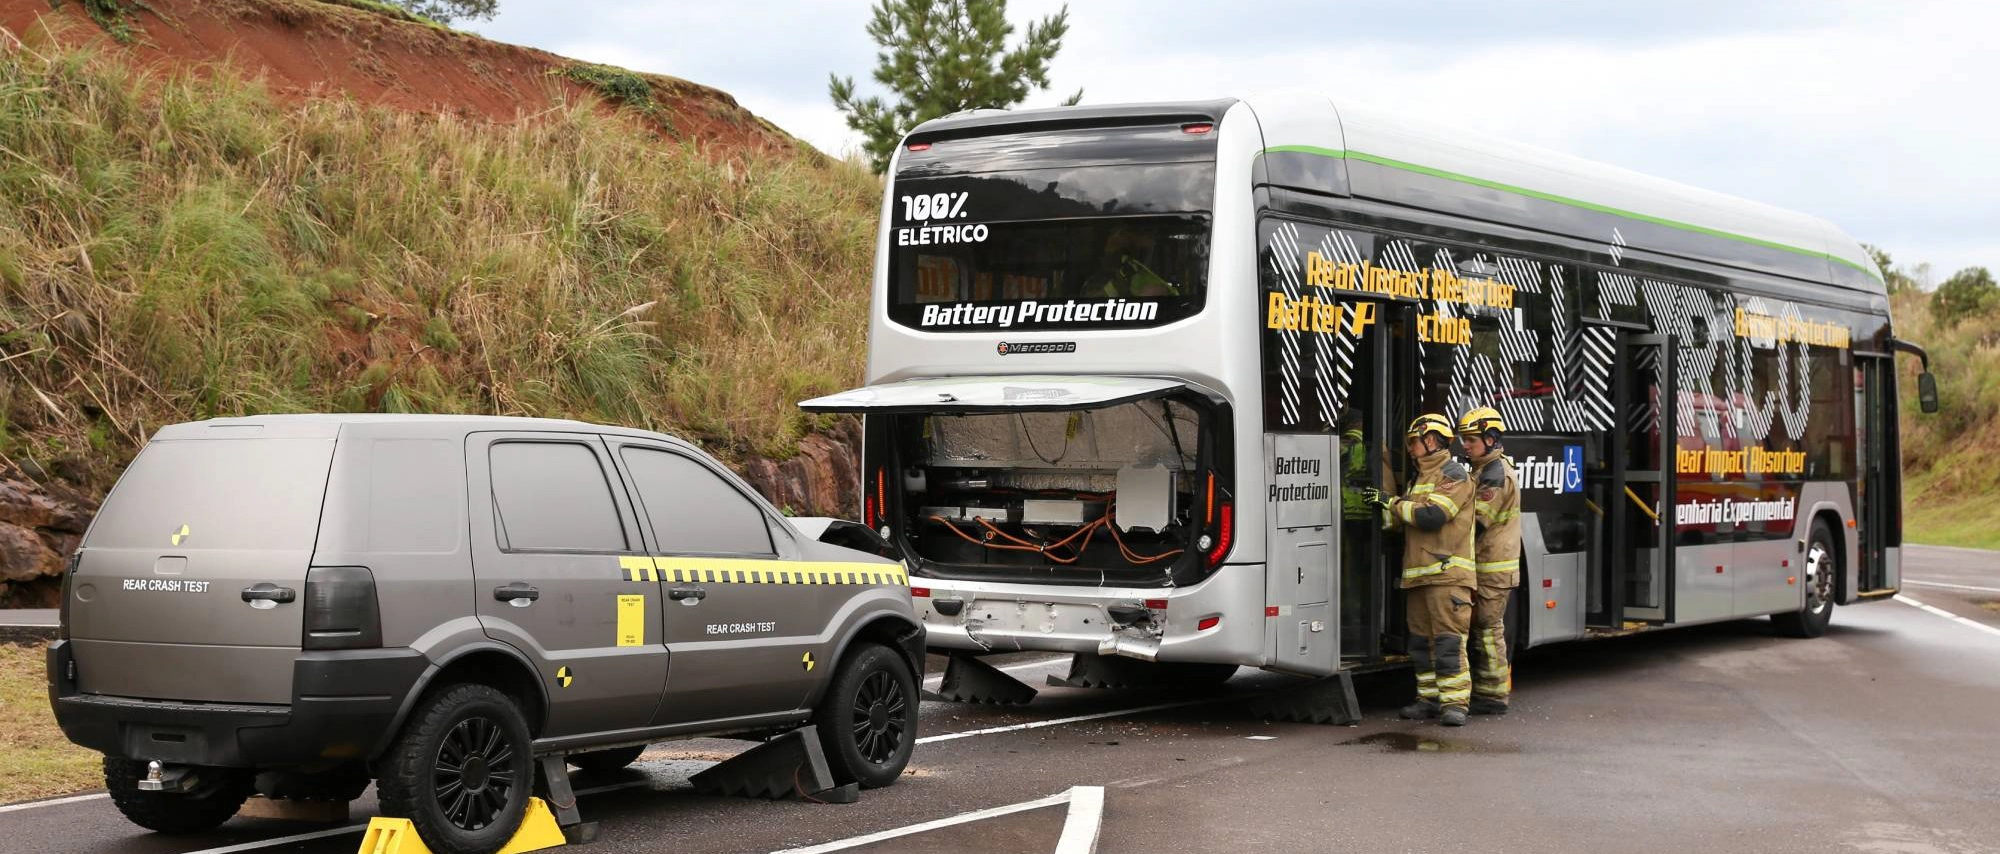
top-left (1359, 487), bottom-right (1389, 509)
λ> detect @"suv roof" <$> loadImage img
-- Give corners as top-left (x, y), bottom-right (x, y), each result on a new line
top-left (152, 413), bottom-right (701, 449)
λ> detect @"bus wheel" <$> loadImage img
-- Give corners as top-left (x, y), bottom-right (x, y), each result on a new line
top-left (1773, 519), bottom-right (1837, 639)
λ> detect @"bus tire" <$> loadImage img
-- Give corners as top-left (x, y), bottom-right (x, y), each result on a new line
top-left (1773, 519), bottom-right (1837, 639)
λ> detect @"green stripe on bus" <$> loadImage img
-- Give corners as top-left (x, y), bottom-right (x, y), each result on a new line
top-left (1257, 146), bottom-right (1882, 283)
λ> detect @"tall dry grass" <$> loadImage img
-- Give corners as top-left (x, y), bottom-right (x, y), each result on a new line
top-left (0, 31), bottom-right (880, 491)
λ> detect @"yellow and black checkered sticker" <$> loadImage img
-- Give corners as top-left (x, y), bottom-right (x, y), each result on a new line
top-left (617, 555), bottom-right (907, 587)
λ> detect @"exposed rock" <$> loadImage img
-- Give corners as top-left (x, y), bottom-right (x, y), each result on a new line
top-left (0, 521), bottom-right (64, 583)
top-left (0, 467), bottom-right (96, 603)
top-left (741, 419), bottom-right (862, 520)
top-left (0, 478), bottom-right (58, 530)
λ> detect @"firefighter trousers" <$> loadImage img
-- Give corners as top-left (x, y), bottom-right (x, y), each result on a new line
top-left (1470, 586), bottom-right (1514, 706)
top-left (1406, 584), bottom-right (1474, 711)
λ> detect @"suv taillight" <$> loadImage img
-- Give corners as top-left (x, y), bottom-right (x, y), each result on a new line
top-left (303, 566), bottom-right (382, 650)
top-left (58, 552), bottom-right (77, 640)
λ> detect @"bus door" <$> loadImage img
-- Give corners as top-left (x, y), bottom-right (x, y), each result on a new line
top-left (1335, 299), bottom-right (1417, 658)
top-left (1589, 330), bottom-right (1676, 627)
top-left (1854, 355), bottom-right (1895, 595)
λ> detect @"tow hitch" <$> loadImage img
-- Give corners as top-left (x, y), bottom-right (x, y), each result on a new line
top-left (136, 760), bottom-right (199, 793)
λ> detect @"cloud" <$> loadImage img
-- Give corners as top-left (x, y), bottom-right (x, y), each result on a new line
top-left (471, 0), bottom-right (1993, 274)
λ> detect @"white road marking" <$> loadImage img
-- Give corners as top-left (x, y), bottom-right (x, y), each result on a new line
top-left (923, 656), bottom-right (1069, 688)
top-left (1245, 735), bottom-right (1277, 741)
top-left (1902, 579), bottom-right (2000, 595)
top-left (1894, 594), bottom-right (2000, 640)
top-left (769, 790), bottom-right (1072, 854)
top-left (175, 825), bottom-right (364, 854)
top-left (0, 792), bottom-right (107, 813)
top-left (1053, 786), bottom-right (1104, 854)
top-left (914, 698), bottom-right (1209, 745)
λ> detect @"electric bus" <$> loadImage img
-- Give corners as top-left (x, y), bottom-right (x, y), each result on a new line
top-left (801, 92), bottom-right (1937, 695)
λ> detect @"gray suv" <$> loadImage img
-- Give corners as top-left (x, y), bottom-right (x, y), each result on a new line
top-left (48, 415), bottom-right (921, 853)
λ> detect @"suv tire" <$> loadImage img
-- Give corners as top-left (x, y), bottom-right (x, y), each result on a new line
top-left (103, 757), bottom-right (253, 834)
top-left (374, 683), bottom-right (533, 854)
top-left (813, 642), bottom-right (916, 789)
top-left (567, 745), bottom-right (647, 775)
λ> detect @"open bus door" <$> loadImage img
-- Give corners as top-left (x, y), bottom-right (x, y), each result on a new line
top-left (1854, 354), bottom-right (1897, 596)
top-left (1588, 330), bottom-right (1677, 627)
top-left (1327, 298), bottom-right (1416, 662)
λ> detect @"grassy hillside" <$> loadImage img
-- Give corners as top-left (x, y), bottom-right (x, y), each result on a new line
top-left (0, 32), bottom-right (878, 494)
top-left (1890, 287), bottom-right (2000, 549)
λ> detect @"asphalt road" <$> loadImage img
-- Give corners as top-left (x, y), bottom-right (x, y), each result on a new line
top-left (4, 544), bottom-right (1997, 854)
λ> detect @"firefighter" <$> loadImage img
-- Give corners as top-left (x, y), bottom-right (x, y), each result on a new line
top-left (1366, 413), bottom-right (1478, 726)
top-left (1458, 406), bottom-right (1520, 715)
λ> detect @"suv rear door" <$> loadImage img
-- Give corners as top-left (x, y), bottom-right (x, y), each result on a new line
top-left (606, 439), bottom-right (830, 725)
top-left (67, 422), bottom-right (338, 705)
top-left (467, 432), bottom-right (669, 737)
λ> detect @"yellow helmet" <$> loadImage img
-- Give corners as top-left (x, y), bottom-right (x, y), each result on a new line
top-left (1406, 413), bottom-right (1454, 443)
top-left (1457, 407), bottom-right (1505, 438)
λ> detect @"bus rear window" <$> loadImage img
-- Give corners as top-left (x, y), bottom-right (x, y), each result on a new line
top-left (890, 215), bottom-right (1208, 332)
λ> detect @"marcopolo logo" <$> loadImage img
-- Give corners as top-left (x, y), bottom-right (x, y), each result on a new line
top-left (1516, 445), bottom-right (1584, 495)
top-left (997, 341), bottom-right (1076, 356)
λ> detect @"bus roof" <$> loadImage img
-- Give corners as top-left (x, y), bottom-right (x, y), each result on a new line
top-left (902, 93), bottom-right (1884, 297)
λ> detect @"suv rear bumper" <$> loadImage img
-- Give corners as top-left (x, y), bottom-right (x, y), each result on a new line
top-left (48, 641), bottom-right (428, 768)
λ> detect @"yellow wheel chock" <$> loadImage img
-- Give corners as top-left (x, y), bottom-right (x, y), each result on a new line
top-left (356, 796), bottom-right (567, 854)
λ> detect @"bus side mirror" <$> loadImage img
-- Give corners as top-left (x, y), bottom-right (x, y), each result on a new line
top-left (1918, 372), bottom-right (1939, 414)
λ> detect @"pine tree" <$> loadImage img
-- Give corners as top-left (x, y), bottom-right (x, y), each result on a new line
top-left (385, 0), bottom-right (499, 25)
top-left (829, 0), bottom-right (1080, 172)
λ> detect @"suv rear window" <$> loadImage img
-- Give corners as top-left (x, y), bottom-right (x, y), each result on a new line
top-left (88, 438), bottom-right (336, 551)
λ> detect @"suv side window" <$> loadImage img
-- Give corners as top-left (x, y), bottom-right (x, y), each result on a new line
top-left (490, 441), bottom-right (628, 552)
top-left (620, 447), bottom-right (774, 556)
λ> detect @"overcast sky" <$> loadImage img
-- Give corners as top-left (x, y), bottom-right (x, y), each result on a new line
top-left (468, 1), bottom-right (1996, 282)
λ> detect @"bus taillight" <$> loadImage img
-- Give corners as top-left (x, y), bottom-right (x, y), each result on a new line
top-left (866, 468), bottom-right (887, 532)
top-left (1207, 502), bottom-right (1233, 567)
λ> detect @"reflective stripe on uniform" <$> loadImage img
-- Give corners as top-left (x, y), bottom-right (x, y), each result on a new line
top-left (1411, 483), bottom-right (1437, 495)
top-left (1403, 562), bottom-right (1444, 579)
top-left (1401, 555), bottom-right (1475, 579)
top-left (1477, 559), bottom-right (1520, 573)
top-left (1428, 493), bottom-right (1461, 516)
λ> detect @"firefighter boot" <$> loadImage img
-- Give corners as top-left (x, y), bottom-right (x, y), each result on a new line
top-left (1470, 697), bottom-right (1509, 715)
top-left (1401, 633), bottom-right (1439, 720)
top-left (1440, 707), bottom-right (1468, 727)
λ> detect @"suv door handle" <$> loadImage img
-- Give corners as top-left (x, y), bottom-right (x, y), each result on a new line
top-left (494, 583), bottom-right (540, 605)
top-left (240, 584), bottom-right (296, 604)
top-left (668, 586), bottom-right (707, 602)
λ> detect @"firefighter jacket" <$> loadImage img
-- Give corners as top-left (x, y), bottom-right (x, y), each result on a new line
top-left (1387, 449), bottom-right (1476, 589)
top-left (1467, 449), bottom-right (1522, 589)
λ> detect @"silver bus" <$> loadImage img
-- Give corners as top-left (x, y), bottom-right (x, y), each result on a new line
top-left (803, 92), bottom-right (1935, 702)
